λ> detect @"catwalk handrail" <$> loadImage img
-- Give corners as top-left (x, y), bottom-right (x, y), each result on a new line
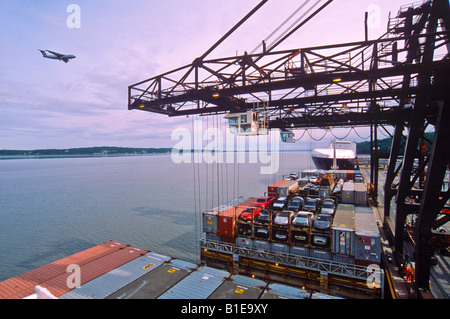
top-left (200, 237), bottom-right (383, 283)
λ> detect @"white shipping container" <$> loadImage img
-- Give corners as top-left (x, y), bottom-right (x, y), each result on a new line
top-left (331, 204), bottom-right (356, 256)
top-left (354, 182), bottom-right (368, 206)
top-left (341, 182), bottom-right (355, 204)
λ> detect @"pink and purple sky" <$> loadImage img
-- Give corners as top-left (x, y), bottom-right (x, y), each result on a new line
top-left (0, 0), bottom-right (409, 150)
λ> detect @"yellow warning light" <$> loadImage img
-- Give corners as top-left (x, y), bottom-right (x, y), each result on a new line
top-left (212, 92), bottom-right (220, 98)
top-left (333, 77), bottom-right (342, 82)
top-left (139, 105), bottom-right (145, 108)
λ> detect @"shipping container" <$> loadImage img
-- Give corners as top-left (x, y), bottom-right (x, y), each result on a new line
top-left (216, 197), bottom-right (257, 237)
top-left (355, 206), bottom-right (381, 264)
top-left (158, 266), bottom-right (229, 299)
top-left (219, 235), bottom-right (236, 244)
top-left (253, 239), bottom-right (271, 251)
top-left (8, 244), bottom-right (148, 299)
top-left (60, 252), bottom-right (171, 299)
top-left (0, 240), bottom-right (129, 299)
top-left (205, 233), bottom-right (220, 242)
top-left (236, 237), bottom-right (253, 248)
top-left (354, 182), bottom-right (368, 206)
top-left (208, 274), bottom-right (268, 299)
top-left (331, 204), bottom-right (356, 256)
top-left (271, 242), bottom-right (290, 254)
top-left (268, 180), bottom-right (288, 198)
top-left (331, 253), bottom-right (355, 264)
top-left (202, 197), bottom-right (251, 234)
top-left (277, 180), bottom-right (298, 197)
top-left (346, 170), bottom-right (355, 181)
top-left (310, 248), bottom-right (331, 261)
top-left (291, 245), bottom-right (309, 257)
top-left (260, 282), bottom-right (310, 299)
top-left (106, 258), bottom-right (197, 299)
top-left (341, 182), bottom-right (355, 204)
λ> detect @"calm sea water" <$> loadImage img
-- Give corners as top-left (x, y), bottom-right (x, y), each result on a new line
top-left (0, 151), bottom-right (314, 281)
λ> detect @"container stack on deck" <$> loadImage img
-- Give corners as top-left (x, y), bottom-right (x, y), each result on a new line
top-left (201, 169), bottom-right (381, 266)
top-left (200, 169), bottom-right (383, 298)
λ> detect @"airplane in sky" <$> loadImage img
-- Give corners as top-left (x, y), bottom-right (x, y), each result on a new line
top-left (38, 50), bottom-right (76, 63)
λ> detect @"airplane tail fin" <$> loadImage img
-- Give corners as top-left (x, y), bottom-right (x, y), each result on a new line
top-left (38, 50), bottom-right (48, 57)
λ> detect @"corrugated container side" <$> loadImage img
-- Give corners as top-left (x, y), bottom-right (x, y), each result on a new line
top-left (277, 180), bottom-right (297, 197)
top-left (341, 182), bottom-right (355, 204)
top-left (309, 248), bottom-right (331, 261)
top-left (253, 240), bottom-right (270, 251)
top-left (291, 246), bottom-right (309, 257)
top-left (205, 233), bottom-right (220, 242)
top-left (331, 204), bottom-right (355, 256)
top-left (15, 245), bottom-right (148, 299)
top-left (202, 197), bottom-right (251, 234)
top-left (219, 235), bottom-right (235, 244)
top-left (216, 197), bottom-right (256, 237)
top-left (203, 212), bottom-right (219, 234)
top-left (355, 206), bottom-right (381, 264)
top-left (106, 259), bottom-right (198, 299)
top-left (354, 182), bottom-right (367, 206)
top-left (331, 253), bottom-right (355, 264)
top-left (268, 180), bottom-right (287, 197)
top-left (158, 266), bottom-right (229, 299)
top-left (236, 237), bottom-right (253, 248)
top-left (331, 227), bottom-right (355, 256)
top-left (260, 283), bottom-right (310, 299)
top-left (208, 275), bottom-right (268, 299)
top-left (60, 252), bottom-right (171, 299)
top-left (271, 243), bottom-right (290, 254)
top-left (0, 240), bottom-right (125, 299)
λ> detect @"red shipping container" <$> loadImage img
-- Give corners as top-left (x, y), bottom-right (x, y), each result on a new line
top-left (217, 197), bottom-right (256, 238)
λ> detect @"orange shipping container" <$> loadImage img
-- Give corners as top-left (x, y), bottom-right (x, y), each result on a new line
top-left (0, 241), bottom-right (147, 299)
top-left (217, 197), bottom-right (257, 238)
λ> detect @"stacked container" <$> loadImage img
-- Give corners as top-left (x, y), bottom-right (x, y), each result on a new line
top-left (331, 204), bottom-right (356, 264)
top-left (354, 182), bottom-right (368, 206)
top-left (217, 197), bottom-right (257, 243)
top-left (202, 197), bottom-right (250, 239)
top-left (341, 182), bottom-right (355, 204)
top-left (354, 206), bottom-right (381, 266)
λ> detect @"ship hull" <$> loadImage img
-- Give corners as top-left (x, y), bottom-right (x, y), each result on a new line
top-left (312, 156), bottom-right (356, 170)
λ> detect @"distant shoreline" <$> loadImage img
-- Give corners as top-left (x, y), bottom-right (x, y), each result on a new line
top-left (0, 146), bottom-right (172, 157)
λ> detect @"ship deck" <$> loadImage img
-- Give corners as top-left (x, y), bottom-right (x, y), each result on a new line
top-left (0, 240), bottom-right (341, 301)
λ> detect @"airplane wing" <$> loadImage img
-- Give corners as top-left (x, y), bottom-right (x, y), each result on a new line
top-left (47, 50), bottom-right (64, 57)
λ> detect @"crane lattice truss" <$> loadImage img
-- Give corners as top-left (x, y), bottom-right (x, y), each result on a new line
top-left (128, 0), bottom-right (450, 295)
